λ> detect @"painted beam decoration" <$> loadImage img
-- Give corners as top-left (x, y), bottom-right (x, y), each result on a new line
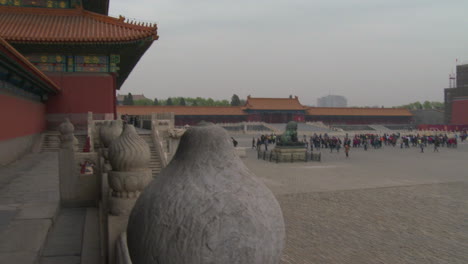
top-left (25, 54), bottom-right (120, 73)
top-left (75, 55), bottom-right (108, 73)
top-left (0, 0), bottom-right (82, 8)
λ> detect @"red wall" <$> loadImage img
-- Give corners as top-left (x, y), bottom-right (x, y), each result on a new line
top-left (451, 99), bottom-right (468, 125)
top-left (46, 73), bottom-right (115, 115)
top-left (0, 94), bottom-right (46, 140)
top-left (417, 124), bottom-right (468, 131)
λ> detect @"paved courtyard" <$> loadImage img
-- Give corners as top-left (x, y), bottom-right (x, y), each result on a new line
top-left (235, 135), bottom-right (468, 264)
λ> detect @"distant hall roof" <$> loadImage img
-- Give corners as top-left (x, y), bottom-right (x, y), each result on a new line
top-left (244, 96), bottom-right (307, 110)
top-left (117, 106), bottom-right (247, 116)
top-left (0, 6), bottom-right (158, 43)
top-left (307, 107), bottom-right (413, 116)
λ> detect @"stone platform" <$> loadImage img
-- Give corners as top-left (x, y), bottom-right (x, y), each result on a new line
top-left (273, 147), bottom-right (307, 162)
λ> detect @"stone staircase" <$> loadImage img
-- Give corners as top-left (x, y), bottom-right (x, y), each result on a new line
top-left (41, 132), bottom-right (87, 152)
top-left (138, 134), bottom-right (162, 178)
top-left (368, 125), bottom-right (393, 133)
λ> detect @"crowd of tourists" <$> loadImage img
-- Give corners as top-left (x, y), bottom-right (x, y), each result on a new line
top-left (253, 134), bottom-right (278, 151)
top-left (252, 130), bottom-right (466, 157)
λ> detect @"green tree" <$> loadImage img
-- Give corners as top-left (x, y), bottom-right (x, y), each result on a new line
top-left (123, 93), bottom-right (134, 105)
top-left (423, 101), bottom-right (432, 110)
top-left (180, 97), bottom-right (186, 106)
top-left (134, 98), bottom-right (153, 105)
top-left (431, 101), bottom-right (444, 110)
top-left (153, 98), bottom-right (159, 105)
top-left (206, 98), bottom-right (215, 106)
top-left (166, 97), bottom-right (173, 106)
top-left (217, 100), bottom-right (230, 106)
top-left (192, 101), bottom-right (198, 106)
top-left (230, 94), bottom-right (241, 106)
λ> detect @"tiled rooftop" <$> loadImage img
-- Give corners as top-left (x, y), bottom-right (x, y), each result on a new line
top-left (307, 107), bottom-right (413, 116)
top-left (244, 96), bottom-right (307, 110)
top-left (0, 6), bottom-right (158, 43)
top-left (117, 106), bottom-right (247, 116)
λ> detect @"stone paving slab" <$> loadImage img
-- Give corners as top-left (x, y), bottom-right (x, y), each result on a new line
top-left (0, 152), bottom-right (60, 264)
top-left (40, 256), bottom-right (81, 264)
top-left (42, 208), bottom-right (86, 257)
top-left (235, 134), bottom-right (468, 264)
top-left (0, 219), bottom-right (52, 253)
top-left (81, 208), bottom-right (101, 264)
top-left (277, 182), bottom-right (468, 264)
top-left (0, 252), bottom-right (37, 264)
top-left (16, 203), bottom-right (59, 221)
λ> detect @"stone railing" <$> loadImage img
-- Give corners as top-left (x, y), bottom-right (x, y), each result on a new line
top-left (219, 121), bottom-right (276, 134)
top-left (151, 120), bottom-right (168, 168)
top-left (58, 118), bottom-right (101, 207)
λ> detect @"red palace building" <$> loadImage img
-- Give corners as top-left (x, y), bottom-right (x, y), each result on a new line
top-left (118, 96), bottom-right (413, 126)
top-left (0, 0), bottom-right (158, 165)
top-left (445, 64), bottom-right (468, 125)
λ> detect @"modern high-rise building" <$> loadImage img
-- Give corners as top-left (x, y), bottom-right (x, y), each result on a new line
top-left (317, 95), bottom-right (347, 107)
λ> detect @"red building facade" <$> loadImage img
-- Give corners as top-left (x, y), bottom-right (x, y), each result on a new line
top-left (0, 2), bottom-right (158, 129)
top-left (0, 1), bottom-right (158, 164)
top-left (0, 38), bottom-right (59, 165)
top-left (118, 96), bottom-right (414, 126)
top-left (451, 97), bottom-right (468, 125)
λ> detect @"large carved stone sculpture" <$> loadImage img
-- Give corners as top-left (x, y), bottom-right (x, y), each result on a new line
top-left (127, 123), bottom-right (285, 264)
top-left (100, 120), bottom-right (123, 148)
top-left (108, 124), bottom-right (152, 215)
top-left (99, 120), bottom-right (123, 172)
top-left (58, 118), bottom-right (78, 151)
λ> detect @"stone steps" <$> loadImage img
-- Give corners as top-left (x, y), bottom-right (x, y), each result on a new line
top-left (41, 134), bottom-right (87, 152)
top-left (138, 134), bottom-right (163, 178)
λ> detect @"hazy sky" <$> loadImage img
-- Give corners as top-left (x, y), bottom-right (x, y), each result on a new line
top-left (109, 0), bottom-right (467, 107)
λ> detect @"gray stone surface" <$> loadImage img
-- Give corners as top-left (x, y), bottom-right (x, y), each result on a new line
top-left (0, 252), bottom-right (37, 264)
top-left (16, 203), bottom-right (59, 221)
top-left (81, 208), bottom-right (101, 264)
top-left (100, 120), bottom-right (123, 148)
top-left (278, 182), bottom-right (468, 264)
top-left (0, 219), bottom-right (51, 253)
top-left (40, 256), bottom-right (81, 264)
top-left (42, 208), bottom-right (86, 257)
top-left (38, 207), bottom-right (99, 264)
top-left (128, 124), bottom-right (285, 264)
top-left (0, 133), bottom-right (41, 166)
top-left (0, 152), bottom-right (59, 264)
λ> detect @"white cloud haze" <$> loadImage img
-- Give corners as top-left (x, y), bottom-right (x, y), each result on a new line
top-left (109, 0), bottom-right (467, 106)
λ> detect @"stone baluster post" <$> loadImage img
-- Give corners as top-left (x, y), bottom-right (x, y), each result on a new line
top-left (59, 118), bottom-right (79, 151)
top-left (58, 118), bottom-right (78, 205)
top-left (99, 120), bottom-right (123, 172)
top-left (107, 124), bottom-right (152, 216)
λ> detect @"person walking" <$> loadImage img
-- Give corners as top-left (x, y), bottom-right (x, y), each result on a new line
top-left (345, 144), bottom-right (350, 158)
